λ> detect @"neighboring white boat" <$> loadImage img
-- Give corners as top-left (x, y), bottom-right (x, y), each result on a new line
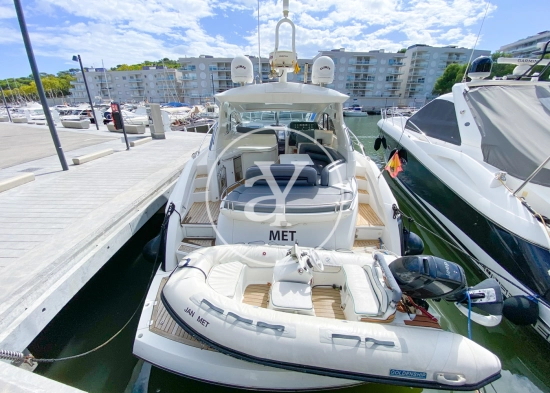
top-left (201, 101), bottom-right (219, 119)
top-left (133, 3), bottom-right (502, 390)
top-left (377, 53), bottom-right (550, 343)
top-left (343, 105), bottom-right (368, 117)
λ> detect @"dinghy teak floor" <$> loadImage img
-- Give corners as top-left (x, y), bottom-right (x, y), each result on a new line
top-left (243, 284), bottom-right (345, 320)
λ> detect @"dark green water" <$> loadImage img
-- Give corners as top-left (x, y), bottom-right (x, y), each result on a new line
top-left (28, 117), bottom-right (550, 393)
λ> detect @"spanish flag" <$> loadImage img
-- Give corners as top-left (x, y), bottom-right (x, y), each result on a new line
top-left (385, 151), bottom-right (403, 178)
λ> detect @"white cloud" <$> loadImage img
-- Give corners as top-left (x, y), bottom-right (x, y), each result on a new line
top-left (0, 0), bottom-right (496, 78)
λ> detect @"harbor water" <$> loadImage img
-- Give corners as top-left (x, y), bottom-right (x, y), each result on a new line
top-left (28, 117), bottom-right (550, 393)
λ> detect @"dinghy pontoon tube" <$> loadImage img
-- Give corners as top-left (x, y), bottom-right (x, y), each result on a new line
top-left (162, 244), bottom-right (501, 390)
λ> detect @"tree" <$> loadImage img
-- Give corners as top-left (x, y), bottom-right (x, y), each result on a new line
top-left (398, 48), bottom-right (406, 53)
top-left (490, 51), bottom-right (515, 78)
top-left (432, 63), bottom-right (468, 95)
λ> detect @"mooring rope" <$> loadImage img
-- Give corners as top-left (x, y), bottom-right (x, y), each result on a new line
top-left (392, 205), bottom-right (541, 300)
top-left (1, 203), bottom-right (178, 365)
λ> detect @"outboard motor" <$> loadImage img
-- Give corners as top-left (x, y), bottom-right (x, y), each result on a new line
top-left (390, 256), bottom-right (503, 327)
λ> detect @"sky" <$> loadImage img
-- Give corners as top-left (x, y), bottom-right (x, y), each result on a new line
top-left (0, 0), bottom-right (548, 80)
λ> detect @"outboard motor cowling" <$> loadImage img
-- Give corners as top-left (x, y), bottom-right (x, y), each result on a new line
top-left (389, 256), bottom-right (504, 327)
top-left (389, 255), bottom-right (466, 300)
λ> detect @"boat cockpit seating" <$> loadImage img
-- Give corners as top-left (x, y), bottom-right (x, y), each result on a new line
top-left (236, 125), bottom-right (277, 136)
top-left (298, 144), bottom-right (346, 186)
top-left (223, 164), bottom-right (354, 213)
top-left (245, 164), bottom-right (318, 186)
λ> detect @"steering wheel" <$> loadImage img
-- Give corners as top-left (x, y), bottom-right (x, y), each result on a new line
top-left (308, 250), bottom-right (324, 271)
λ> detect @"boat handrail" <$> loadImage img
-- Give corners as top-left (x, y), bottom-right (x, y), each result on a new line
top-left (512, 154), bottom-right (550, 196)
top-left (346, 126), bottom-right (366, 157)
top-left (192, 120), bottom-right (217, 158)
top-left (220, 192), bottom-right (357, 214)
top-left (220, 179), bottom-right (245, 200)
top-left (404, 119), bottom-right (432, 145)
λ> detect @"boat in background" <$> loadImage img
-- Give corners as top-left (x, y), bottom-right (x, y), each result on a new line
top-left (343, 104), bottom-right (368, 117)
top-left (377, 50), bottom-right (550, 343)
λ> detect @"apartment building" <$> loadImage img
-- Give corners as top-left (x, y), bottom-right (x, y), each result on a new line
top-left (500, 31), bottom-right (550, 58)
top-left (312, 49), bottom-right (406, 110)
top-left (69, 66), bottom-right (183, 104)
top-left (400, 45), bottom-right (490, 103)
top-left (69, 43), bottom-right (487, 108)
top-left (177, 56), bottom-right (312, 105)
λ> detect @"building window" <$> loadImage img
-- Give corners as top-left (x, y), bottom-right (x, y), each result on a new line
top-left (115, 76), bottom-right (119, 80)
top-left (122, 76), bottom-right (126, 80)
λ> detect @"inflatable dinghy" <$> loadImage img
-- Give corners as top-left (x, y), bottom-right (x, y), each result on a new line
top-left (162, 244), bottom-right (502, 390)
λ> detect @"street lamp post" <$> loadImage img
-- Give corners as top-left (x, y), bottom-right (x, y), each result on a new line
top-left (72, 55), bottom-right (99, 130)
top-left (13, 0), bottom-right (68, 171)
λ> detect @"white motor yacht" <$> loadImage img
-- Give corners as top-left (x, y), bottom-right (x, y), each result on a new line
top-left (133, 3), bottom-right (502, 390)
top-left (377, 52), bottom-right (550, 343)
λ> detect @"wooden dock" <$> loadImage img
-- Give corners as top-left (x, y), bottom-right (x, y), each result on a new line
top-left (0, 122), bottom-right (208, 354)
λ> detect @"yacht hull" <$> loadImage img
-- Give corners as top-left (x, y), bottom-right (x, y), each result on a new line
top-left (380, 132), bottom-right (550, 342)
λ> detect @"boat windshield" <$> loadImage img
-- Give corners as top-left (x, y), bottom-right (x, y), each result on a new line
top-left (465, 84), bottom-right (550, 186)
top-left (240, 111), bottom-right (311, 127)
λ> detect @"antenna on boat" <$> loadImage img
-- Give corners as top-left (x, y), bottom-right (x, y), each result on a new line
top-left (102, 59), bottom-right (112, 101)
top-left (461, 1), bottom-right (491, 82)
top-left (269, 0), bottom-right (297, 82)
top-left (257, 0), bottom-right (262, 83)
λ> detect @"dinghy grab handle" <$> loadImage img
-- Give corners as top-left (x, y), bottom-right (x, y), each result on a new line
top-left (373, 252), bottom-right (403, 305)
top-left (202, 299), bottom-right (224, 314)
top-left (332, 334), bottom-right (361, 341)
top-left (257, 322), bottom-right (285, 332)
top-left (227, 312), bottom-right (253, 325)
top-left (365, 337), bottom-right (395, 347)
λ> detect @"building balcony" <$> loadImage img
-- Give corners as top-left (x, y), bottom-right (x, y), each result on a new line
top-left (182, 77), bottom-right (197, 80)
